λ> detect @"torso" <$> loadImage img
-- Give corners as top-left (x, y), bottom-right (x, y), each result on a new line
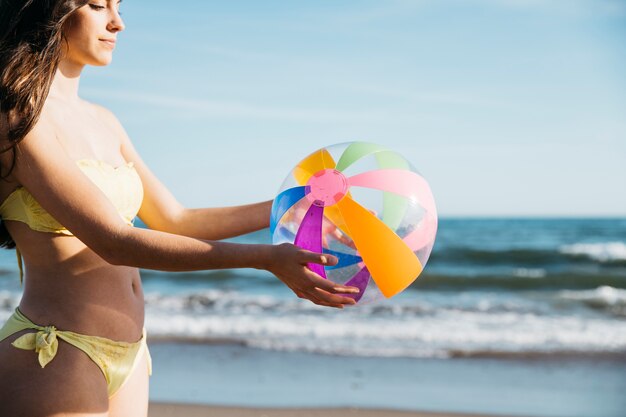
top-left (0, 97), bottom-right (144, 342)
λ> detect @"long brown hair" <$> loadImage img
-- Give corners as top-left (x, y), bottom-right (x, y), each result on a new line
top-left (0, 0), bottom-right (89, 248)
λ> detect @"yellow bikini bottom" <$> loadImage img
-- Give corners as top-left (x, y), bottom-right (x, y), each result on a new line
top-left (0, 307), bottom-right (152, 397)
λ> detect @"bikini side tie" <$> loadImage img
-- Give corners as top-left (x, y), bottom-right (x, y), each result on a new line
top-left (12, 325), bottom-right (59, 368)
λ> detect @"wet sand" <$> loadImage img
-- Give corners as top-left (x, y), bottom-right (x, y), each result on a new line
top-left (148, 342), bottom-right (626, 417)
top-left (149, 402), bottom-right (510, 417)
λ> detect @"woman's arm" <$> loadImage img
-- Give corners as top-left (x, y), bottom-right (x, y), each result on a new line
top-left (12, 114), bottom-right (358, 308)
top-left (174, 201), bottom-right (272, 240)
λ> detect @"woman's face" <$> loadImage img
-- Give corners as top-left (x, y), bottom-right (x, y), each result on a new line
top-left (62, 1), bottom-right (125, 66)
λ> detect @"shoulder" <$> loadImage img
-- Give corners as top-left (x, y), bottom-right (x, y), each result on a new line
top-left (86, 101), bottom-right (123, 129)
top-left (3, 107), bottom-right (57, 161)
top-left (14, 111), bottom-right (64, 166)
top-left (0, 110), bottom-right (56, 180)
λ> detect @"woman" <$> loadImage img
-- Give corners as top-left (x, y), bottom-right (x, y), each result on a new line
top-left (0, 1), bottom-right (359, 416)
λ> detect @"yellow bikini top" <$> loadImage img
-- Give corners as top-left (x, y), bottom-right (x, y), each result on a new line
top-left (0, 158), bottom-right (144, 284)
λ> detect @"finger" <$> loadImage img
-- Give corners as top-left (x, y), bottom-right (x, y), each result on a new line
top-left (327, 284), bottom-right (362, 295)
top-left (306, 272), bottom-right (360, 295)
top-left (292, 283), bottom-right (340, 307)
top-left (303, 292), bottom-right (344, 309)
top-left (301, 251), bottom-right (338, 267)
top-left (298, 282), bottom-right (349, 308)
top-left (314, 299), bottom-right (344, 309)
top-left (313, 287), bottom-right (357, 305)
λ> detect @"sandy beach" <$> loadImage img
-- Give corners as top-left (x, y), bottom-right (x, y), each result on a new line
top-left (148, 402), bottom-right (509, 417)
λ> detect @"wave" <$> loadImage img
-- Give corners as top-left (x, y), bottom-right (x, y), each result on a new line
top-left (141, 289), bottom-right (626, 359)
top-left (414, 272), bottom-right (626, 291)
top-left (143, 290), bottom-right (524, 317)
top-left (145, 319), bottom-right (626, 360)
top-left (141, 286), bottom-right (626, 320)
top-left (430, 244), bottom-right (626, 267)
top-left (556, 286), bottom-right (626, 317)
top-left (445, 349), bottom-right (626, 360)
top-left (559, 242), bottom-right (626, 263)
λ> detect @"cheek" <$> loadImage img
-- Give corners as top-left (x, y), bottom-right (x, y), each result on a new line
top-left (63, 11), bottom-right (97, 50)
top-left (65, 26), bottom-right (100, 60)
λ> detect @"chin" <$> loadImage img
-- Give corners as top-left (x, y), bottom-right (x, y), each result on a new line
top-left (88, 55), bottom-right (114, 66)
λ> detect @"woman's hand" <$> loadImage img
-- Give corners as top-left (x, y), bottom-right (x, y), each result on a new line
top-left (267, 243), bottom-right (360, 309)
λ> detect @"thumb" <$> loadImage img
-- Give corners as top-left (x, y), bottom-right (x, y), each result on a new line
top-left (304, 251), bottom-right (338, 266)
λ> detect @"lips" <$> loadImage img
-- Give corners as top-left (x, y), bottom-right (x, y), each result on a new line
top-left (99, 39), bottom-right (116, 47)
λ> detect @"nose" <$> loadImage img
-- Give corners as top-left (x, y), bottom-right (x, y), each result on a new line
top-left (107, 9), bottom-right (125, 33)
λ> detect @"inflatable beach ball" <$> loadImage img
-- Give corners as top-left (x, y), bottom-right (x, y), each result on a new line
top-left (270, 142), bottom-right (437, 305)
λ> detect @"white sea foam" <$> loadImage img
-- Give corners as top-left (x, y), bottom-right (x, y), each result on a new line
top-left (143, 289), bottom-right (626, 359)
top-left (560, 241), bottom-right (626, 262)
top-left (513, 268), bottom-right (546, 278)
top-left (557, 286), bottom-right (626, 310)
top-left (0, 290), bottom-right (18, 311)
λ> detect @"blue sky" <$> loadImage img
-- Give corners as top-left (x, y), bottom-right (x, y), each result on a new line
top-left (81, 0), bottom-right (626, 217)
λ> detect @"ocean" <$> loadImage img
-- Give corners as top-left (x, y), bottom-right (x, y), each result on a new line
top-left (1, 218), bottom-right (625, 416)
